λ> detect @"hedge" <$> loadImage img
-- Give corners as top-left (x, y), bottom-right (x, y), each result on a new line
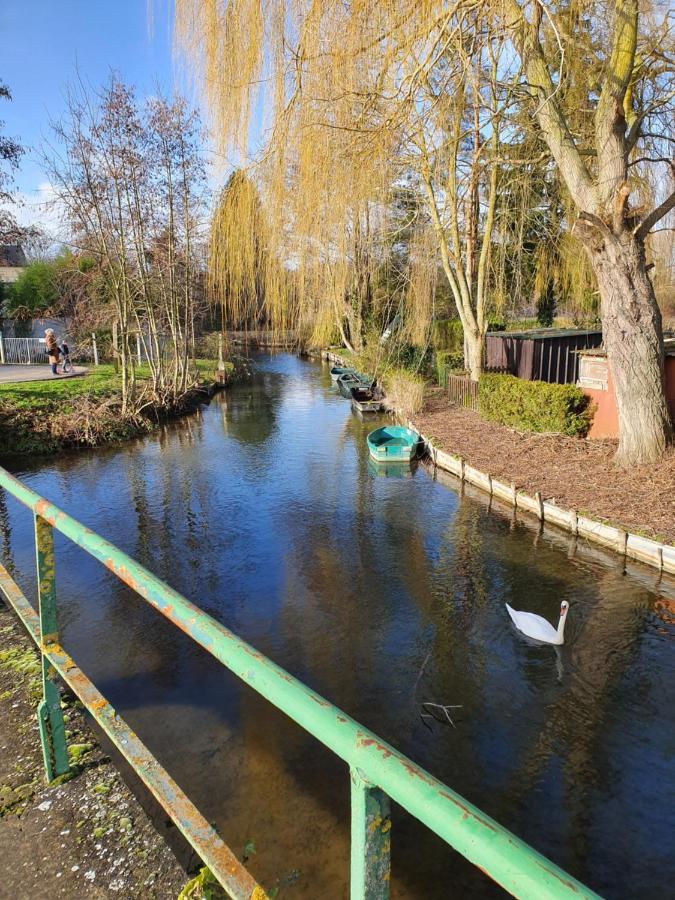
top-left (478, 373), bottom-right (592, 437)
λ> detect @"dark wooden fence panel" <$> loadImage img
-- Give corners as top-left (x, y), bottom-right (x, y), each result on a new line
top-left (485, 330), bottom-right (602, 384)
top-left (447, 374), bottom-right (479, 410)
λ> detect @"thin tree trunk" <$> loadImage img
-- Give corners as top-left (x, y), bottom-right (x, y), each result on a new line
top-left (465, 328), bottom-right (484, 382)
top-left (586, 230), bottom-right (672, 465)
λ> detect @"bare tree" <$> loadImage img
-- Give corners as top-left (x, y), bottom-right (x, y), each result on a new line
top-left (0, 81), bottom-right (33, 244)
top-left (45, 77), bottom-right (206, 411)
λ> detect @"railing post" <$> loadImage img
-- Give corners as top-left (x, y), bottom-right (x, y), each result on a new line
top-left (0, 330), bottom-right (4, 364)
top-left (350, 767), bottom-right (391, 899)
top-left (34, 514), bottom-right (69, 781)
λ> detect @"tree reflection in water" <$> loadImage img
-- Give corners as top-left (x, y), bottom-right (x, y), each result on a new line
top-left (0, 352), bottom-right (673, 898)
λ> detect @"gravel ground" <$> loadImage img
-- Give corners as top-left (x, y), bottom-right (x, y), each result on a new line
top-left (0, 603), bottom-right (188, 899)
top-left (416, 389), bottom-right (675, 545)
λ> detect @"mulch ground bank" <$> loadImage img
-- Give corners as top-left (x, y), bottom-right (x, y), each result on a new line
top-left (416, 389), bottom-right (675, 546)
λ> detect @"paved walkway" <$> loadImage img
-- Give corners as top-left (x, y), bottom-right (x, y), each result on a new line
top-left (0, 365), bottom-right (87, 384)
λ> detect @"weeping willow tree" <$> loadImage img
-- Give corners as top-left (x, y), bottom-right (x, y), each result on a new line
top-left (177, 0), bottom-right (673, 462)
top-left (210, 169), bottom-right (271, 329)
top-left (176, 0), bottom-right (528, 377)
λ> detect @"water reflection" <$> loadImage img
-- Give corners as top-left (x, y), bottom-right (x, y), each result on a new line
top-left (1, 353), bottom-right (674, 898)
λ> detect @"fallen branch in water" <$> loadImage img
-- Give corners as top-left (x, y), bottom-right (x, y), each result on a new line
top-left (413, 649), bottom-right (462, 730)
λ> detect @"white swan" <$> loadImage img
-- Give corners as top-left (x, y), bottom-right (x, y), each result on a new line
top-left (505, 600), bottom-right (569, 645)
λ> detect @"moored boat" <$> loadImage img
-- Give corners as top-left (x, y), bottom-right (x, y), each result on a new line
top-left (367, 425), bottom-right (419, 462)
top-left (330, 365), bottom-right (355, 381)
top-left (337, 371), bottom-right (372, 398)
top-left (350, 385), bottom-right (383, 413)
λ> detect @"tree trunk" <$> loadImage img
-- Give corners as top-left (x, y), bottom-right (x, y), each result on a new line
top-left (465, 327), bottom-right (484, 382)
top-left (586, 230), bottom-right (672, 465)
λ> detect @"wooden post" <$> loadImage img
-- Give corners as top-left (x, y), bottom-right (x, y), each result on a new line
top-left (92, 332), bottom-right (99, 367)
top-left (511, 483), bottom-right (517, 506)
top-left (535, 491), bottom-right (544, 521)
top-left (618, 529), bottom-right (628, 556)
top-left (459, 457), bottom-right (465, 482)
top-left (0, 331), bottom-right (4, 365)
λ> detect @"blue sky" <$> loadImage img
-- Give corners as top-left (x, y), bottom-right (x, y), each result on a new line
top-left (1, 0), bottom-right (201, 229)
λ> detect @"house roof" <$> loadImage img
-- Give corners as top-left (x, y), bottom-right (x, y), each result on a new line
top-left (0, 245), bottom-right (27, 268)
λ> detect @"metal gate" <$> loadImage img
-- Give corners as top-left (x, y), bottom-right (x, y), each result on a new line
top-left (0, 336), bottom-right (47, 365)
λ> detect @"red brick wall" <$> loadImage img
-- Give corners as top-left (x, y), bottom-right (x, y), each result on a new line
top-left (584, 356), bottom-right (675, 439)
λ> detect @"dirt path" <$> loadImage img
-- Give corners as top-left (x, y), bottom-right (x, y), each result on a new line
top-left (0, 603), bottom-right (187, 898)
top-left (416, 389), bottom-right (675, 545)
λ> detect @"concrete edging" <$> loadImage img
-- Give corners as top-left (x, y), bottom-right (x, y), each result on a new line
top-left (412, 424), bottom-right (673, 575)
top-left (321, 349), bottom-right (673, 575)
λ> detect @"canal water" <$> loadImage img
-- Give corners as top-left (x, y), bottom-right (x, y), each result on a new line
top-left (1, 353), bottom-right (674, 898)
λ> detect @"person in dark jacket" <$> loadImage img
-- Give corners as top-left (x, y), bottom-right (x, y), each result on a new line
top-left (60, 339), bottom-right (71, 372)
top-left (45, 329), bottom-right (60, 375)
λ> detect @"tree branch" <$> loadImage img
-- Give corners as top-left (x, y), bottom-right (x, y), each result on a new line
top-left (594, 0), bottom-right (638, 207)
top-left (501, 0), bottom-right (595, 212)
top-left (634, 188), bottom-right (675, 241)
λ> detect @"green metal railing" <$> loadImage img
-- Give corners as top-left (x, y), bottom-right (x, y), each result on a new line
top-left (0, 465), bottom-right (599, 899)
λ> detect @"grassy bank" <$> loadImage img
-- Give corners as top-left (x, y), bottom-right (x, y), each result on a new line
top-left (0, 360), bottom-right (237, 457)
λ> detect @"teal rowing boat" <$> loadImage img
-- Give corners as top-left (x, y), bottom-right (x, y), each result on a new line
top-left (367, 425), bottom-right (419, 462)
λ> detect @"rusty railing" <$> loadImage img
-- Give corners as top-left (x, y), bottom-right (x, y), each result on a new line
top-left (0, 465), bottom-right (599, 899)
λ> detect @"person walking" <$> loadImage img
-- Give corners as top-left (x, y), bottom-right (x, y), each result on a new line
top-left (60, 338), bottom-right (72, 373)
top-left (45, 329), bottom-right (61, 376)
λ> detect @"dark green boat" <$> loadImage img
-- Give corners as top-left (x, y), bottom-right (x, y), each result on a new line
top-left (330, 365), bottom-right (355, 381)
top-left (337, 371), bottom-right (371, 398)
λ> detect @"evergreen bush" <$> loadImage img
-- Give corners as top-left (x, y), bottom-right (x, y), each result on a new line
top-left (478, 373), bottom-right (592, 437)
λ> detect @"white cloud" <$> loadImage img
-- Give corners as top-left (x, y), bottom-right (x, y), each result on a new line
top-left (12, 180), bottom-right (67, 243)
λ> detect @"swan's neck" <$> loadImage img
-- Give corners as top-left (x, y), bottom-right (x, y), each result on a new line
top-left (556, 610), bottom-right (568, 641)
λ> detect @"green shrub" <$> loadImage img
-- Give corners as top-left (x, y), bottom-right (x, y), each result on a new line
top-left (434, 318), bottom-right (506, 351)
top-left (434, 350), bottom-right (465, 386)
top-left (432, 319), bottom-right (464, 352)
top-left (478, 373), bottom-right (592, 437)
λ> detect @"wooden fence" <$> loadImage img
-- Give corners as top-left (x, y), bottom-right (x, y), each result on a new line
top-left (447, 374), bottom-right (479, 410)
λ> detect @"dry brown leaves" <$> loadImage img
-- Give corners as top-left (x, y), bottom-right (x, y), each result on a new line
top-left (417, 389), bottom-right (675, 545)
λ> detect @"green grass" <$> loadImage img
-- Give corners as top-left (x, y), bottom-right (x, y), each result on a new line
top-left (0, 360), bottom-right (222, 412)
top-left (0, 365), bottom-right (121, 410)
